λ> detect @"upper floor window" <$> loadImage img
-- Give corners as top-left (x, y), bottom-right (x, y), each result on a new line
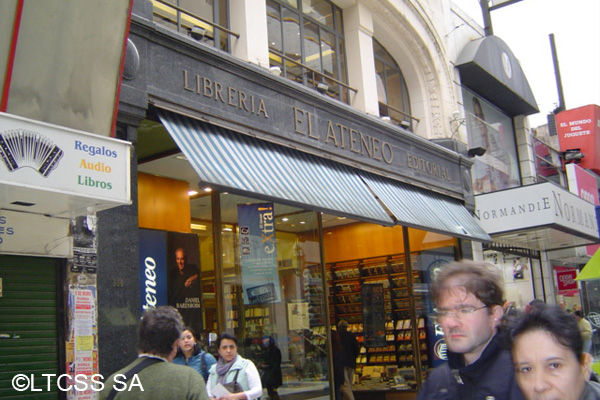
top-left (152, 0), bottom-right (231, 52)
top-left (267, 0), bottom-right (352, 103)
top-left (373, 40), bottom-right (413, 129)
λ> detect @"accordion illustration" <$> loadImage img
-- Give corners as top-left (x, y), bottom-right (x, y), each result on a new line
top-left (0, 129), bottom-right (64, 177)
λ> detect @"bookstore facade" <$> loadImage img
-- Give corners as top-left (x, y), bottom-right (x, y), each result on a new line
top-left (120, 5), bottom-right (490, 399)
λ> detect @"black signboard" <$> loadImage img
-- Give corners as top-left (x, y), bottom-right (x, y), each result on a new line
top-left (362, 283), bottom-right (386, 348)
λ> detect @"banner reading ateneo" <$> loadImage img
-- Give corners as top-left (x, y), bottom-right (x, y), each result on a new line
top-left (238, 203), bottom-right (281, 305)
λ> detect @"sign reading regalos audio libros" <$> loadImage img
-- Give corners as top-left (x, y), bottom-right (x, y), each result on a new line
top-left (556, 104), bottom-right (600, 175)
top-left (0, 112), bottom-right (131, 210)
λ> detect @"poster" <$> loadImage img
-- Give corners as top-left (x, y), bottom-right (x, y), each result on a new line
top-left (167, 232), bottom-right (202, 333)
top-left (288, 302), bottom-right (309, 330)
top-left (238, 203), bottom-right (281, 305)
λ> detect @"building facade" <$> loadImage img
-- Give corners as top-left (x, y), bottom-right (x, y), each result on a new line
top-left (2, 1), bottom-right (598, 399)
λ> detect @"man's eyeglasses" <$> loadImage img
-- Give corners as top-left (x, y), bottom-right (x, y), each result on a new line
top-left (432, 305), bottom-right (488, 321)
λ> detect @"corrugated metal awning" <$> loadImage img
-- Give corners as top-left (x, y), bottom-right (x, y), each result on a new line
top-left (361, 172), bottom-right (492, 242)
top-left (157, 111), bottom-right (395, 226)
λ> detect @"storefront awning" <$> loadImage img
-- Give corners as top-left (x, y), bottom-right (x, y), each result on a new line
top-left (576, 249), bottom-right (600, 281)
top-left (360, 172), bottom-right (492, 242)
top-left (157, 111), bottom-right (395, 226)
top-left (456, 35), bottom-right (538, 117)
top-left (475, 183), bottom-right (600, 251)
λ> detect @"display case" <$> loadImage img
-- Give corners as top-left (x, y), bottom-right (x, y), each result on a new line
top-left (326, 253), bottom-right (429, 381)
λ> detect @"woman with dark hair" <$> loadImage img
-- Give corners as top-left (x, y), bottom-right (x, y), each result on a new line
top-left (259, 336), bottom-right (283, 400)
top-left (173, 326), bottom-right (217, 382)
top-left (511, 305), bottom-right (600, 400)
top-left (207, 332), bottom-right (263, 400)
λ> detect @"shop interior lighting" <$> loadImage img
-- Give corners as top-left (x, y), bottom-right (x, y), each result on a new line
top-left (188, 190), bottom-right (199, 196)
top-left (190, 223), bottom-right (207, 231)
top-left (203, 187), bottom-right (212, 192)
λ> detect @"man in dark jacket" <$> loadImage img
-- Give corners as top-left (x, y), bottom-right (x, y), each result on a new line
top-left (338, 320), bottom-right (359, 400)
top-left (417, 261), bottom-right (525, 400)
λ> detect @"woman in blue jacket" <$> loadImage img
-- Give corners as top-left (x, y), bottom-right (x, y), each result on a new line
top-left (173, 326), bottom-right (217, 383)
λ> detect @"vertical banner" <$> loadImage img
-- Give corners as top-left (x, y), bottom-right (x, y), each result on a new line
top-left (362, 283), bottom-right (386, 347)
top-left (167, 232), bottom-right (202, 333)
top-left (138, 229), bottom-right (168, 312)
top-left (238, 203), bottom-right (281, 305)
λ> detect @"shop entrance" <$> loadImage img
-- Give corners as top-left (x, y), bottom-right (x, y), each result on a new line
top-left (0, 255), bottom-right (63, 399)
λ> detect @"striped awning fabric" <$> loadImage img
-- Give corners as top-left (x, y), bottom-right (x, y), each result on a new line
top-left (360, 172), bottom-right (491, 242)
top-left (158, 111), bottom-right (395, 226)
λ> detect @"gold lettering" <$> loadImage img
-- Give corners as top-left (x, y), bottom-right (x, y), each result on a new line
top-left (239, 91), bottom-right (249, 112)
top-left (228, 87), bottom-right (237, 106)
top-left (257, 99), bottom-right (269, 118)
top-left (294, 108), bottom-right (307, 135)
top-left (371, 137), bottom-right (380, 161)
top-left (183, 70), bottom-right (194, 92)
top-left (203, 77), bottom-right (213, 98)
top-left (360, 132), bottom-right (372, 158)
top-left (336, 124), bottom-right (349, 148)
top-left (326, 121), bottom-right (339, 146)
top-left (382, 142), bottom-right (393, 163)
top-left (214, 82), bottom-right (226, 103)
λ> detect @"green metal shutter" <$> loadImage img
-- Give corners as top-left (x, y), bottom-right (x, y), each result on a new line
top-left (0, 255), bottom-right (61, 399)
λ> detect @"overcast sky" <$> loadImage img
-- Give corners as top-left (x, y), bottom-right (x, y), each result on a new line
top-left (452, 0), bottom-right (600, 128)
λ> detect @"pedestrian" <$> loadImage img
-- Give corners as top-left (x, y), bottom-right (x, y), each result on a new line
top-left (173, 326), bottom-right (217, 382)
top-left (206, 332), bottom-right (262, 400)
top-left (258, 335), bottom-right (282, 400)
top-left (99, 306), bottom-right (208, 400)
top-left (575, 310), bottom-right (594, 354)
top-left (337, 320), bottom-right (359, 400)
top-left (416, 260), bottom-right (525, 400)
top-left (331, 328), bottom-right (344, 400)
top-left (511, 304), bottom-right (600, 400)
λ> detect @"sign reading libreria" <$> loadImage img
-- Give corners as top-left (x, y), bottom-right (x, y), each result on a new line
top-left (238, 203), bottom-right (281, 305)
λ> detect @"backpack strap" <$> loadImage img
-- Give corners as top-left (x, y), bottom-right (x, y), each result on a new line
top-left (106, 357), bottom-right (163, 400)
top-left (200, 352), bottom-right (207, 381)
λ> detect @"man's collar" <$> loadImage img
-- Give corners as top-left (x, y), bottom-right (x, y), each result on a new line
top-left (138, 353), bottom-right (169, 362)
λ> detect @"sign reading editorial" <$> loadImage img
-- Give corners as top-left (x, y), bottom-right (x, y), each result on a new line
top-left (238, 203), bottom-right (281, 305)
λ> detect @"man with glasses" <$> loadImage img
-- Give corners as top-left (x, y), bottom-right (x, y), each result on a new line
top-left (417, 260), bottom-right (525, 400)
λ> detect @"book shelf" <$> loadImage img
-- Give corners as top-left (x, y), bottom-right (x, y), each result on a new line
top-left (326, 253), bottom-right (429, 377)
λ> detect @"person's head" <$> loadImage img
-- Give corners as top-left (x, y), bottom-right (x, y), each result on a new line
top-left (262, 335), bottom-right (274, 348)
top-left (525, 299), bottom-right (545, 314)
top-left (431, 260), bottom-right (504, 364)
top-left (138, 306), bottom-right (184, 361)
top-left (337, 320), bottom-right (349, 332)
top-left (175, 247), bottom-right (186, 273)
top-left (574, 310), bottom-right (583, 320)
top-left (178, 326), bottom-right (200, 357)
top-left (511, 305), bottom-right (592, 400)
top-left (216, 332), bottom-right (238, 363)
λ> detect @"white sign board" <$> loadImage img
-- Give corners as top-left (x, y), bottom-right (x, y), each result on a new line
top-left (0, 112), bottom-right (131, 214)
top-left (474, 182), bottom-right (599, 238)
top-left (0, 209), bottom-right (72, 257)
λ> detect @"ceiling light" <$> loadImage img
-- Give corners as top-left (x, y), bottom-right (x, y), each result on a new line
top-left (300, 221), bottom-right (306, 224)
top-left (282, 217), bottom-right (289, 222)
top-left (188, 190), bottom-right (199, 196)
top-left (190, 223), bottom-right (207, 231)
top-left (222, 227), bottom-right (232, 232)
top-left (203, 187), bottom-right (212, 192)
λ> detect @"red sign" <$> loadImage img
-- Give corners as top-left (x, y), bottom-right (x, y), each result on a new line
top-left (556, 105), bottom-right (600, 174)
top-left (566, 164), bottom-right (600, 256)
top-left (556, 270), bottom-right (578, 292)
